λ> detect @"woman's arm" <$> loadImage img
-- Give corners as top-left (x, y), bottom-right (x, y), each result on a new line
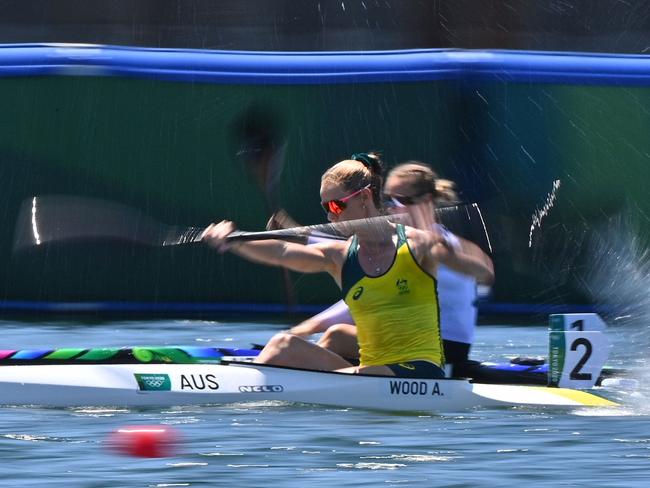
top-left (453, 236), bottom-right (495, 285)
top-left (289, 300), bottom-right (355, 337)
top-left (410, 227), bottom-right (495, 285)
top-left (202, 220), bottom-right (344, 278)
top-left (434, 234), bottom-right (494, 285)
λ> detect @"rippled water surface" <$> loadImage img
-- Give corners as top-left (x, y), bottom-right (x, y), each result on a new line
top-left (0, 317), bottom-right (648, 487)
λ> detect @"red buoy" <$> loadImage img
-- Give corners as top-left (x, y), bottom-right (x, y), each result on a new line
top-left (108, 425), bottom-right (181, 457)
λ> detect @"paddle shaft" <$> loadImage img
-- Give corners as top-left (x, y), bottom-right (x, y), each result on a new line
top-left (14, 195), bottom-right (483, 249)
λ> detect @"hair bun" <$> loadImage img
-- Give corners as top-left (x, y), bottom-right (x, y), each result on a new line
top-left (434, 178), bottom-right (459, 204)
top-left (350, 152), bottom-right (383, 176)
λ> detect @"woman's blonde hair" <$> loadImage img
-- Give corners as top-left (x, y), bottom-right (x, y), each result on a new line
top-left (321, 152), bottom-right (384, 208)
top-left (387, 160), bottom-right (458, 205)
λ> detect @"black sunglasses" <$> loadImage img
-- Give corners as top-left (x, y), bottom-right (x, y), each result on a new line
top-left (382, 193), bottom-right (427, 208)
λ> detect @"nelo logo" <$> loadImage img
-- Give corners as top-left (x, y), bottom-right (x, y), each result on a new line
top-left (238, 385), bottom-right (284, 393)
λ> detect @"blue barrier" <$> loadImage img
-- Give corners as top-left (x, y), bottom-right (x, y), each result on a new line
top-left (0, 44), bottom-right (649, 85)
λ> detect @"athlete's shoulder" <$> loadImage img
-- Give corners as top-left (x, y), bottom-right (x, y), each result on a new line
top-left (311, 237), bottom-right (355, 263)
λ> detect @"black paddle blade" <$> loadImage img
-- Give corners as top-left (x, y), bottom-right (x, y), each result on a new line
top-left (12, 195), bottom-right (203, 252)
top-left (436, 202), bottom-right (493, 254)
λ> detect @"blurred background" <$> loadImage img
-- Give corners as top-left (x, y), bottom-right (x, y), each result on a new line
top-left (0, 0), bottom-right (648, 317)
top-left (0, 0), bottom-right (648, 53)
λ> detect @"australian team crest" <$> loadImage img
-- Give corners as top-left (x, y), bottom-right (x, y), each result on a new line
top-left (396, 278), bottom-right (410, 295)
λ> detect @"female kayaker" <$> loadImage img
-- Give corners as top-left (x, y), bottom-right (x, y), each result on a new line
top-left (202, 153), bottom-right (494, 378)
top-left (288, 161), bottom-right (494, 376)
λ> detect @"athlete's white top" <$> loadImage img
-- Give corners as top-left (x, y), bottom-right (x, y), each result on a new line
top-left (307, 226), bottom-right (478, 345)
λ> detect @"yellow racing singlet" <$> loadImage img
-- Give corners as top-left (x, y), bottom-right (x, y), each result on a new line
top-left (342, 225), bottom-right (444, 367)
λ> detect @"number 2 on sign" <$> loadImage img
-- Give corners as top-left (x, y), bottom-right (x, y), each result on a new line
top-left (569, 337), bottom-right (592, 381)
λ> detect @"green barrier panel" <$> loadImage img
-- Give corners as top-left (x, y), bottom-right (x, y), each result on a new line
top-left (2, 63), bottom-right (648, 312)
top-left (0, 76), bottom-right (460, 307)
top-left (460, 82), bottom-right (650, 303)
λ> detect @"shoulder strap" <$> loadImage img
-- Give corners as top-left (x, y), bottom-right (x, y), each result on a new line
top-left (341, 236), bottom-right (365, 298)
top-left (396, 224), bottom-right (408, 247)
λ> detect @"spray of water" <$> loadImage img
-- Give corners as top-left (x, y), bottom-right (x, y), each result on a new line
top-left (580, 211), bottom-right (650, 334)
top-left (577, 209), bottom-right (650, 413)
top-left (529, 179), bottom-right (561, 248)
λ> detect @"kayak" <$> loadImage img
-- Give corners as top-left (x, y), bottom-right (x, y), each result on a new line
top-left (0, 360), bottom-right (617, 411)
top-left (0, 313), bottom-right (620, 411)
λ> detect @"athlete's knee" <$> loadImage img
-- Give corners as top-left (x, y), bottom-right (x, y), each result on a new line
top-left (319, 324), bottom-right (357, 351)
top-left (256, 332), bottom-right (301, 364)
top-left (319, 324), bottom-right (342, 346)
top-left (266, 332), bottom-right (299, 351)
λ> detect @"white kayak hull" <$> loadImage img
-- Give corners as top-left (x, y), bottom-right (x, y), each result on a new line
top-left (0, 362), bottom-right (617, 412)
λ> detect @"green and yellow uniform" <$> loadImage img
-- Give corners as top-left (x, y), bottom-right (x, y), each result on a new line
top-left (342, 225), bottom-right (444, 373)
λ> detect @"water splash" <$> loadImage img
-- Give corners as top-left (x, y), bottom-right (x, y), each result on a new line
top-left (577, 209), bottom-right (650, 415)
top-left (580, 211), bottom-right (650, 330)
top-left (528, 179), bottom-right (561, 247)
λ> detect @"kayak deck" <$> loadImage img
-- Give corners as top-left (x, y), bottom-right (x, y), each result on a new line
top-left (0, 345), bottom-right (620, 388)
top-left (0, 346), bottom-right (259, 365)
